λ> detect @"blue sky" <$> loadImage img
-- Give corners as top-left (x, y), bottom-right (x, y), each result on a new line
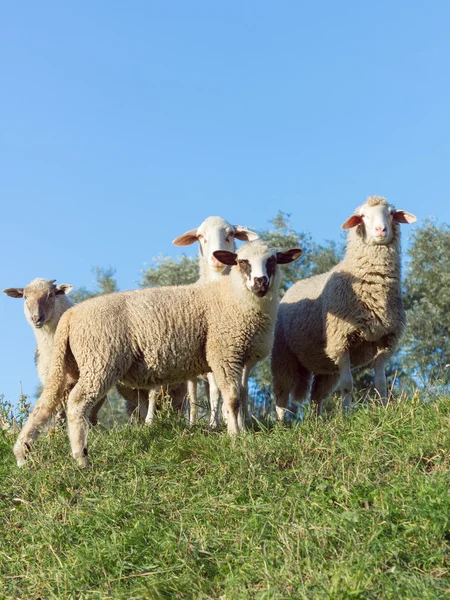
top-left (1, 1), bottom-right (449, 405)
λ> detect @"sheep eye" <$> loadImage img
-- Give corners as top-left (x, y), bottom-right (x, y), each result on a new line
top-left (238, 259), bottom-right (252, 278)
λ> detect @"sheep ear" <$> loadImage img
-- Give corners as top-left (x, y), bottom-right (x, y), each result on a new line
top-left (213, 250), bottom-right (238, 266)
top-left (393, 210), bottom-right (417, 224)
top-left (172, 228), bottom-right (199, 246)
top-left (3, 288), bottom-right (24, 298)
top-left (341, 215), bottom-right (363, 230)
top-left (233, 226), bottom-right (259, 241)
top-left (55, 284), bottom-right (73, 295)
top-left (276, 249), bottom-right (303, 264)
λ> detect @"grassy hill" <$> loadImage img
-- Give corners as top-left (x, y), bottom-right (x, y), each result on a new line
top-left (1, 395), bottom-right (450, 599)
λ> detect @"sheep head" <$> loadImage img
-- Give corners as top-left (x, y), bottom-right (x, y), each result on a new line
top-left (341, 196), bottom-right (417, 245)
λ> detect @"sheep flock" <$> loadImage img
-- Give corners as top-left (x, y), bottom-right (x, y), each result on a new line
top-left (4, 196), bottom-right (417, 467)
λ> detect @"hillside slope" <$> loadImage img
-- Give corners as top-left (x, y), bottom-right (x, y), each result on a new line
top-left (1, 396), bottom-right (450, 599)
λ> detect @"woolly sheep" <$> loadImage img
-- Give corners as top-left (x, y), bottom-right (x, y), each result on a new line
top-left (13, 240), bottom-right (302, 467)
top-left (125, 216), bottom-right (258, 427)
top-left (3, 279), bottom-right (105, 425)
top-left (173, 216), bottom-right (259, 427)
top-left (271, 196), bottom-right (417, 418)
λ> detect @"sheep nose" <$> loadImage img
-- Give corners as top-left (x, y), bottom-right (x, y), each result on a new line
top-left (252, 276), bottom-right (269, 297)
top-left (375, 226), bottom-right (387, 235)
top-left (32, 315), bottom-right (44, 326)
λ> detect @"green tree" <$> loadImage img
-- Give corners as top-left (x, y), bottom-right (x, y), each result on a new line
top-left (140, 255), bottom-right (199, 288)
top-left (71, 266), bottom-right (119, 303)
top-left (403, 219), bottom-right (450, 385)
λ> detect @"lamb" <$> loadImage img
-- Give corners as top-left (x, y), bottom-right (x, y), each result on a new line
top-left (125, 216), bottom-right (258, 427)
top-left (271, 196), bottom-right (417, 418)
top-left (13, 240), bottom-right (302, 467)
top-left (3, 278), bottom-right (104, 425)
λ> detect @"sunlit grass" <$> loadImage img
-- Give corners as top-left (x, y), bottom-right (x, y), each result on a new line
top-left (1, 394), bottom-right (450, 599)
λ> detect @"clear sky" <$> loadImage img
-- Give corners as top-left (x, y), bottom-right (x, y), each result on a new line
top-left (1, 1), bottom-right (449, 406)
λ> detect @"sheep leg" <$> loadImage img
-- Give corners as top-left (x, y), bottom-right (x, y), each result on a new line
top-left (237, 364), bottom-right (253, 432)
top-left (89, 396), bottom-right (106, 426)
top-left (374, 355), bottom-right (388, 405)
top-left (338, 351), bottom-right (353, 411)
top-left (221, 387), bottom-right (241, 435)
top-left (213, 368), bottom-right (243, 436)
top-left (188, 379), bottom-right (198, 425)
top-left (13, 399), bottom-right (54, 467)
top-left (145, 388), bottom-right (157, 425)
top-left (207, 373), bottom-right (221, 429)
top-left (66, 384), bottom-right (92, 468)
top-left (118, 384), bottom-right (138, 421)
top-left (272, 342), bottom-right (302, 422)
top-left (274, 355), bottom-right (311, 422)
top-left (66, 375), bottom-right (114, 467)
top-left (310, 373), bottom-right (340, 416)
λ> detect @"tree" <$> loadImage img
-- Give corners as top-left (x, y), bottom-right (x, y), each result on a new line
top-left (257, 211), bottom-right (344, 297)
top-left (402, 219), bottom-right (450, 385)
top-left (140, 255), bottom-right (199, 288)
top-left (70, 266), bottom-right (119, 303)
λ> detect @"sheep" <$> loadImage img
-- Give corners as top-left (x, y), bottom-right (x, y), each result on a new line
top-left (3, 278), bottom-right (105, 425)
top-left (125, 216), bottom-right (258, 427)
top-left (173, 216), bottom-right (259, 427)
top-left (13, 240), bottom-right (302, 467)
top-left (271, 196), bottom-right (417, 418)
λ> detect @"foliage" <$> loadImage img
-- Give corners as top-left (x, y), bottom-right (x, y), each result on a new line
top-left (0, 390), bottom-right (30, 431)
top-left (1, 394), bottom-right (450, 598)
top-left (140, 255), bottom-right (199, 288)
top-left (70, 266), bottom-right (119, 303)
top-left (403, 219), bottom-right (450, 385)
top-left (258, 211), bottom-right (344, 297)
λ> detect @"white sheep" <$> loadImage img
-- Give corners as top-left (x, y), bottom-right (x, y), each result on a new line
top-left (13, 240), bottom-right (302, 467)
top-left (3, 278), bottom-right (105, 425)
top-left (271, 196), bottom-right (417, 418)
top-left (125, 216), bottom-right (258, 427)
top-left (173, 216), bottom-right (259, 427)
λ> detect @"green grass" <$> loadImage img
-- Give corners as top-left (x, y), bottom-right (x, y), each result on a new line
top-left (1, 395), bottom-right (450, 599)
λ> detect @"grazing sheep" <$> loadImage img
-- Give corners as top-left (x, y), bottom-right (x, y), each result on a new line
top-left (13, 241), bottom-right (302, 467)
top-left (126, 216), bottom-right (258, 427)
top-left (271, 196), bottom-right (417, 418)
top-left (3, 279), bottom-right (105, 425)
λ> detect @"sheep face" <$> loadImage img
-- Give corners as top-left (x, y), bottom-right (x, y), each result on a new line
top-left (173, 216), bottom-right (258, 273)
top-left (3, 279), bottom-right (73, 328)
top-left (341, 197), bottom-right (417, 245)
top-left (214, 243), bottom-right (302, 298)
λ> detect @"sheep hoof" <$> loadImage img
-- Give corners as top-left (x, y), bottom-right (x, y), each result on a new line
top-left (74, 449), bottom-right (90, 468)
top-left (13, 440), bottom-right (29, 467)
top-left (76, 456), bottom-right (90, 469)
top-left (16, 456), bottom-right (27, 468)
